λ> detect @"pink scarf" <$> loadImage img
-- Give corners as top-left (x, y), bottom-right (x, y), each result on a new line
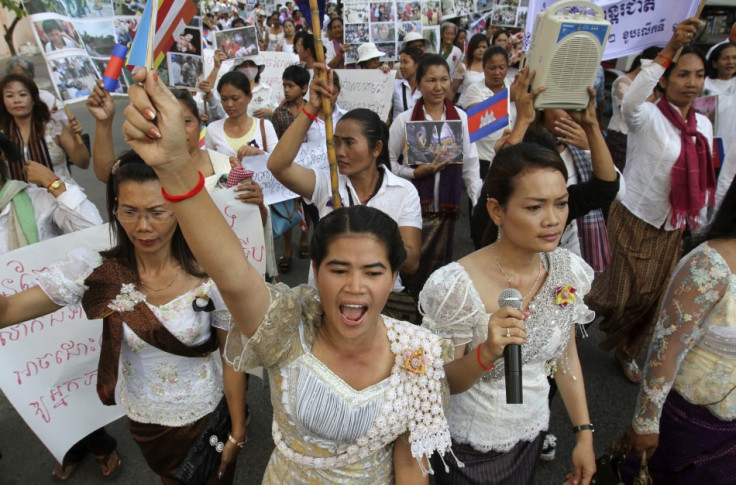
top-left (656, 98), bottom-right (715, 229)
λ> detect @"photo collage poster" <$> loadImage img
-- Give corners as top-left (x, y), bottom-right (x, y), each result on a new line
top-left (21, 0), bottom-right (211, 99)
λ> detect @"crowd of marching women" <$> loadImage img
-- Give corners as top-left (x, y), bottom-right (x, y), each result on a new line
top-left (1, 2), bottom-right (735, 484)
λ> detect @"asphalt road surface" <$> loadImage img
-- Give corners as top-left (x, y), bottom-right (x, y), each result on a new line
top-left (0, 99), bottom-right (640, 484)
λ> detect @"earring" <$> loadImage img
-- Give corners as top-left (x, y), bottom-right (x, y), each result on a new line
top-left (497, 225), bottom-right (502, 242)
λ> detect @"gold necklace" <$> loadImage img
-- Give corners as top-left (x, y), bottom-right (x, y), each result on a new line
top-left (138, 266), bottom-right (181, 292)
top-left (491, 244), bottom-right (544, 303)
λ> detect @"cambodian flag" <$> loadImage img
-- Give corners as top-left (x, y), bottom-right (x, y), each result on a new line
top-left (467, 88), bottom-right (509, 143)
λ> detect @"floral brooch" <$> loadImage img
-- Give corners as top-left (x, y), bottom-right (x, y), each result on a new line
top-left (554, 285), bottom-right (577, 308)
top-left (108, 283), bottom-right (145, 313)
top-left (402, 348), bottom-right (428, 377)
top-left (192, 291), bottom-right (215, 312)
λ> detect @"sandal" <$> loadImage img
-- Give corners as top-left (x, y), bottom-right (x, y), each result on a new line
top-left (616, 353), bottom-right (642, 384)
top-left (94, 450), bottom-right (122, 478)
top-left (52, 461), bottom-right (78, 481)
top-left (298, 245), bottom-right (309, 259)
top-left (278, 256), bottom-right (292, 273)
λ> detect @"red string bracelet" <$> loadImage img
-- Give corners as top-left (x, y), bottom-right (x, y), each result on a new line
top-left (503, 138), bottom-right (514, 147)
top-left (301, 106), bottom-right (318, 122)
top-left (656, 52), bottom-right (672, 68)
top-left (161, 171), bottom-right (205, 203)
top-left (477, 343), bottom-right (495, 371)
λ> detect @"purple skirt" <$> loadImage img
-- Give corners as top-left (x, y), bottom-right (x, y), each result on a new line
top-left (621, 391), bottom-right (736, 485)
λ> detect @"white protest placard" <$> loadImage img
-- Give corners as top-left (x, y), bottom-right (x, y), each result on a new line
top-left (237, 154), bottom-right (298, 206)
top-left (203, 49), bottom-right (299, 106)
top-left (524, 0), bottom-right (702, 60)
top-left (336, 69), bottom-right (396, 121)
top-left (0, 198), bottom-right (264, 463)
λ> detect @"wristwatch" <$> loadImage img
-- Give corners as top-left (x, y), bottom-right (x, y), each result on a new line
top-left (47, 179), bottom-right (63, 193)
top-left (572, 424), bottom-right (595, 434)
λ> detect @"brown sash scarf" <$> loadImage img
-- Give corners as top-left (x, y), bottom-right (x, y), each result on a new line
top-left (81, 258), bottom-right (218, 405)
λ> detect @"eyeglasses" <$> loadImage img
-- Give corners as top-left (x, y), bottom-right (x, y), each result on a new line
top-left (113, 209), bottom-right (176, 224)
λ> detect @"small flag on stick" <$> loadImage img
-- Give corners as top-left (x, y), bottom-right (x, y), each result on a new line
top-left (103, 44), bottom-right (128, 91)
top-left (467, 88), bottom-right (510, 143)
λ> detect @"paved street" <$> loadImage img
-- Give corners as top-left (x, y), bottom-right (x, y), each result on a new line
top-left (0, 100), bottom-right (640, 484)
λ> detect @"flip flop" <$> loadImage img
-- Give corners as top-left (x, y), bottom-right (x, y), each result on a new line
top-left (298, 245), bottom-right (309, 259)
top-left (94, 450), bottom-right (122, 478)
top-left (52, 461), bottom-right (77, 481)
top-left (278, 256), bottom-right (292, 273)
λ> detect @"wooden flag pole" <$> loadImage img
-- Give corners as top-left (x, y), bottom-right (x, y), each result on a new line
top-left (308, 0), bottom-right (341, 209)
top-left (146, 0), bottom-right (158, 71)
top-left (672, 0), bottom-right (707, 62)
top-left (62, 105), bottom-right (84, 145)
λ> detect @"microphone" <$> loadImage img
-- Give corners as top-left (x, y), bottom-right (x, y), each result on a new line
top-left (498, 288), bottom-right (523, 404)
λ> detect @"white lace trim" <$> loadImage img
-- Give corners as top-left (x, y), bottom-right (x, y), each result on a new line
top-left (35, 247), bottom-right (102, 306)
top-left (273, 319), bottom-right (456, 475)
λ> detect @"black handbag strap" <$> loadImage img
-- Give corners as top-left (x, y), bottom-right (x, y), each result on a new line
top-left (402, 84), bottom-right (408, 112)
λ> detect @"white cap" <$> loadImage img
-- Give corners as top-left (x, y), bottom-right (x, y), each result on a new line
top-left (357, 42), bottom-right (386, 64)
top-left (402, 31), bottom-right (429, 49)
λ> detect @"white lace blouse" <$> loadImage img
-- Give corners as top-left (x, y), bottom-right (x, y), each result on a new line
top-left (35, 247), bottom-right (232, 427)
top-left (419, 249), bottom-right (594, 452)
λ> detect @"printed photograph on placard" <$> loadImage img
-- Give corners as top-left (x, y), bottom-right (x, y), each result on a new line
top-left (370, 2), bottom-right (395, 22)
top-left (65, 0), bottom-right (114, 17)
top-left (22, 0), bottom-right (69, 15)
top-left (167, 53), bottom-right (203, 88)
top-left (371, 23), bottom-right (396, 43)
top-left (405, 120), bottom-right (463, 165)
top-left (398, 21), bottom-right (423, 42)
top-left (375, 42), bottom-right (396, 61)
top-left (91, 57), bottom-right (128, 93)
top-left (34, 18), bottom-right (85, 53)
top-left (456, 0), bottom-right (475, 17)
top-left (422, 1), bottom-right (441, 26)
top-left (114, 0), bottom-right (145, 15)
top-left (492, 5), bottom-right (517, 26)
top-left (114, 17), bottom-right (138, 48)
top-left (172, 27), bottom-right (202, 57)
top-left (476, 0), bottom-right (492, 11)
top-left (215, 26), bottom-right (259, 60)
top-left (423, 26), bottom-right (439, 52)
top-left (441, 0), bottom-right (457, 19)
top-left (693, 95), bottom-right (718, 133)
top-left (345, 44), bottom-right (361, 65)
top-left (397, 2), bottom-right (422, 21)
top-left (345, 3), bottom-right (370, 23)
top-left (75, 20), bottom-right (116, 57)
top-left (494, 0), bottom-right (519, 5)
top-left (515, 7), bottom-right (528, 27)
top-left (47, 55), bottom-right (100, 100)
top-left (345, 23), bottom-right (370, 44)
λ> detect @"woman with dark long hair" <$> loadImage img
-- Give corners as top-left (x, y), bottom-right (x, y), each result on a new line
top-left (0, 153), bottom-right (246, 484)
top-left (0, 74), bottom-right (89, 184)
top-left (453, 33), bottom-right (488, 106)
top-left (623, 177), bottom-right (736, 484)
top-left (118, 67), bottom-right (456, 482)
top-left (586, 19), bottom-right (716, 383)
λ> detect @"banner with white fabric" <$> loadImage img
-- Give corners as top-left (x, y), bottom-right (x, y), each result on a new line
top-left (0, 197), bottom-right (264, 463)
top-left (523, 0), bottom-right (703, 60)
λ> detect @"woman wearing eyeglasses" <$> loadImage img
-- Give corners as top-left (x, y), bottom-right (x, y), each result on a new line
top-left (0, 152), bottom-right (246, 484)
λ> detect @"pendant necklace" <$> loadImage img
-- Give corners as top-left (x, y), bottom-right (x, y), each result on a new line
top-left (491, 244), bottom-right (544, 303)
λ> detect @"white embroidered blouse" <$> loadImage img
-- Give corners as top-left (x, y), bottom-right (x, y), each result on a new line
top-left (419, 249), bottom-right (594, 452)
top-left (34, 247), bottom-right (232, 427)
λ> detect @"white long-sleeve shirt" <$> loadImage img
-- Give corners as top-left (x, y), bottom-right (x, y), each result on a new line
top-left (621, 60), bottom-right (713, 230)
top-left (388, 106), bottom-right (482, 207)
top-left (0, 184), bottom-right (103, 255)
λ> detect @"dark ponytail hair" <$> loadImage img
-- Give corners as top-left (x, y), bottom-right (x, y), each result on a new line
top-left (217, 70), bottom-right (252, 96)
top-left (102, 151), bottom-right (205, 280)
top-left (480, 141), bottom-right (567, 247)
top-left (415, 54), bottom-right (450, 83)
top-left (310, 205), bottom-right (406, 272)
top-left (0, 132), bottom-right (22, 182)
top-left (338, 108), bottom-right (390, 168)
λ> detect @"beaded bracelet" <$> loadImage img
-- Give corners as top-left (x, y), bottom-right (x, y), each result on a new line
top-left (161, 171), bottom-right (205, 203)
top-left (477, 343), bottom-right (495, 371)
top-left (301, 106), bottom-right (318, 122)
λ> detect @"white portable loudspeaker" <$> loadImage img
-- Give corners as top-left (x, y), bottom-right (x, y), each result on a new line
top-left (524, 0), bottom-right (611, 110)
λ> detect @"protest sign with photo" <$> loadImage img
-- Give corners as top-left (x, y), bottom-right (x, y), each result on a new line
top-left (215, 25), bottom-right (259, 60)
top-left (405, 120), bottom-right (463, 165)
